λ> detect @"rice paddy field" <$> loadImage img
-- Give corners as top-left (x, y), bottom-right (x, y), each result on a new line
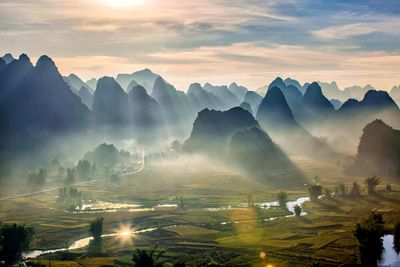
top-left (1, 156), bottom-right (400, 266)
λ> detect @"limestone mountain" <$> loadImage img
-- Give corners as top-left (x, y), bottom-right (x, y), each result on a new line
top-left (345, 120), bottom-right (400, 177)
top-left (239, 101), bottom-right (252, 114)
top-left (92, 76), bottom-right (129, 126)
top-left (244, 91), bottom-right (263, 113)
top-left (184, 107), bottom-right (259, 154)
top-left (128, 85), bottom-right (163, 134)
top-left (301, 82), bottom-right (335, 122)
top-left (0, 54), bottom-right (34, 100)
top-left (0, 55), bottom-right (91, 152)
top-left (203, 83), bottom-right (241, 109)
top-left (116, 68), bottom-right (160, 93)
top-left (1, 53), bottom-right (15, 64)
top-left (229, 82), bottom-right (248, 101)
top-left (229, 127), bottom-right (305, 186)
top-left (78, 86), bottom-right (93, 109)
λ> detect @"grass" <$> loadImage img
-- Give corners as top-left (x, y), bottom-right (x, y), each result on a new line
top-left (1, 156), bottom-right (400, 266)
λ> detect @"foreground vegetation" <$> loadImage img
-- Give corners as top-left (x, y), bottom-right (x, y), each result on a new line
top-left (1, 156), bottom-right (400, 266)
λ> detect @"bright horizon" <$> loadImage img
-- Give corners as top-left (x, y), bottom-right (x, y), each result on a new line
top-left (1, 0), bottom-right (400, 91)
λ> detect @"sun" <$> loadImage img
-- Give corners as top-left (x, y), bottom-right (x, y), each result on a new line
top-left (103, 0), bottom-right (144, 8)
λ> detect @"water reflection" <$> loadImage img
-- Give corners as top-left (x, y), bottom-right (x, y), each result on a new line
top-left (378, 235), bottom-right (400, 266)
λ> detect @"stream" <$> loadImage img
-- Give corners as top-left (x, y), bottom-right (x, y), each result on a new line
top-left (378, 234), bottom-right (400, 267)
top-left (23, 196), bottom-right (310, 259)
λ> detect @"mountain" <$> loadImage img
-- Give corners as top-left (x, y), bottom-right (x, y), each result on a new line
top-left (330, 99), bottom-right (342, 110)
top-left (92, 76), bottom-right (129, 126)
top-left (300, 82), bottom-right (335, 122)
top-left (284, 77), bottom-right (304, 94)
top-left (256, 86), bottom-right (338, 159)
top-left (345, 120), bottom-right (400, 177)
top-left (266, 77), bottom-right (303, 117)
top-left (244, 91), bottom-right (263, 113)
top-left (339, 90), bottom-right (399, 115)
top-left (391, 85), bottom-right (400, 106)
top-left (83, 143), bottom-right (131, 170)
top-left (127, 79), bottom-right (138, 91)
top-left (268, 77), bottom-right (286, 91)
top-left (187, 83), bottom-right (222, 110)
top-left (78, 86), bottom-right (93, 109)
top-left (86, 78), bottom-right (98, 90)
top-left (65, 73), bottom-right (93, 92)
top-left (203, 83), bottom-right (241, 109)
top-left (228, 82), bottom-right (248, 101)
top-left (318, 81), bottom-right (350, 101)
top-left (239, 102), bottom-right (252, 114)
top-left (229, 127), bottom-right (305, 186)
top-left (0, 58), bottom-right (6, 72)
top-left (0, 55), bottom-right (91, 152)
top-left (151, 77), bottom-right (193, 132)
top-left (1, 53), bottom-right (15, 64)
top-left (342, 85), bottom-right (376, 100)
top-left (0, 54), bottom-right (34, 100)
top-left (256, 86), bottom-right (296, 128)
top-left (184, 107), bottom-right (259, 154)
top-left (128, 85), bottom-right (163, 136)
top-left (116, 69), bottom-right (160, 93)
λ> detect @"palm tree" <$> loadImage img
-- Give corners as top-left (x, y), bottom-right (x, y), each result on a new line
top-left (364, 176), bottom-right (381, 196)
top-left (132, 247), bottom-right (165, 267)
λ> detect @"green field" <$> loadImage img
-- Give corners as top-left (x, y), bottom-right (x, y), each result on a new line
top-left (1, 156), bottom-right (399, 266)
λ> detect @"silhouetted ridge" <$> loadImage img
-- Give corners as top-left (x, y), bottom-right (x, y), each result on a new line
top-left (1, 53), bottom-right (15, 64)
top-left (0, 55), bottom-right (91, 153)
top-left (92, 76), bottom-right (128, 125)
top-left (0, 54), bottom-right (33, 99)
top-left (128, 85), bottom-right (163, 133)
top-left (240, 101), bottom-right (252, 114)
top-left (78, 86), bottom-right (93, 109)
top-left (345, 120), bottom-right (400, 177)
top-left (256, 86), bottom-right (296, 128)
top-left (229, 82), bottom-right (248, 101)
top-left (184, 107), bottom-right (259, 154)
top-left (229, 127), bottom-right (305, 186)
top-left (244, 91), bottom-right (263, 112)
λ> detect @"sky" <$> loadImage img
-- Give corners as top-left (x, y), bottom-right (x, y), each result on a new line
top-left (1, 0), bottom-right (400, 91)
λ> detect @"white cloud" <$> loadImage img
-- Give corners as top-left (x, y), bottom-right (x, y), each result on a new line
top-left (312, 23), bottom-right (376, 40)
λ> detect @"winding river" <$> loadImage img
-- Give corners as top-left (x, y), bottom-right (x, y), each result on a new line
top-left (23, 197), bottom-right (310, 259)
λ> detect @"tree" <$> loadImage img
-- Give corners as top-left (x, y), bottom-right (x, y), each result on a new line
top-left (65, 168), bottom-right (75, 185)
top-left (89, 217), bottom-right (104, 241)
top-left (77, 160), bottom-right (91, 179)
top-left (277, 191), bottom-right (288, 208)
top-left (334, 183), bottom-right (347, 197)
top-left (132, 247), bottom-right (165, 267)
top-left (365, 176), bottom-right (381, 196)
top-left (294, 205), bottom-right (302, 216)
top-left (350, 182), bottom-right (361, 197)
top-left (88, 217), bottom-right (104, 254)
top-left (27, 169), bottom-right (47, 188)
top-left (394, 221), bottom-right (400, 254)
top-left (0, 223), bottom-right (34, 264)
top-left (354, 212), bottom-right (385, 266)
top-left (58, 166), bottom-right (65, 179)
top-left (308, 184), bottom-right (322, 201)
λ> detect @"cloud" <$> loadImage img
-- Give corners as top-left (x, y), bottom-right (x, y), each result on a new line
top-left (0, 0), bottom-right (399, 91)
top-left (312, 23), bottom-right (376, 40)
